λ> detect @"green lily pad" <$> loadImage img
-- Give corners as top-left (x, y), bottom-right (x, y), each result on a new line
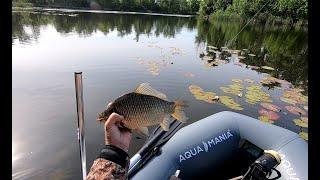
top-left (248, 54), bottom-right (256, 57)
top-left (280, 97), bottom-right (297, 105)
top-left (293, 119), bottom-right (308, 128)
top-left (260, 102), bottom-right (281, 112)
top-left (245, 84), bottom-right (272, 104)
top-left (219, 96), bottom-right (243, 110)
top-left (299, 132), bottom-right (308, 141)
top-left (286, 106), bottom-right (307, 116)
top-left (258, 115), bottom-right (274, 124)
top-left (244, 79), bottom-right (254, 83)
top-left (281, 89), bottom-right (308, 105)
top-left (303, 106), bottom-right (308, 111)
top-left (301, 117), bottom-right (308, 123)
top-left (232, 79), bottom-right (243, 83)
top-left (261, 66), bottom-right (275, 70)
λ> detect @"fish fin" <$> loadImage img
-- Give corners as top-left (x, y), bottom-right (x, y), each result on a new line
top-left (134, 83), bottom-right (168, 101)
top-left (160, 116), bottom-right (170, 131)
top-left (172, 100), bottom-right (188, 123)
top-left (136, 126), bottom-right (149, 136)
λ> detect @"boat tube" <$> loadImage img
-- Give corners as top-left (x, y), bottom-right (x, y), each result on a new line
top-left (128, 111), bottom-right (308, 180)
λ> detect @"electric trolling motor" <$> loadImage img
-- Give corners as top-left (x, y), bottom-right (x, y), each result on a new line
top-left (231, 150), bottom-right (282, 180)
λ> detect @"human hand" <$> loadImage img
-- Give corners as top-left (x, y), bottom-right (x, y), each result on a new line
top-left (104, 112), bottom-right (132, 152)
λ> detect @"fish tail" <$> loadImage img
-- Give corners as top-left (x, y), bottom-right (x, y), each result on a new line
top-left (172, 100), bottom-right (188, 123)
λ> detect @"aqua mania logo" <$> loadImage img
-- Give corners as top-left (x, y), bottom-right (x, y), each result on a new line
top-left (179, 129), bottom-right (234, 163)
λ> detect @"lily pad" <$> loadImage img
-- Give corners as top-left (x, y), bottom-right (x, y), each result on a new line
top-left (147, 62), bottom-right (160, 75)
top-left (281, 89), bottom-right (308, 105)
top-left (260, 76), bottom-right (281, 86)
top-left (202, 56), bottom-right (213, 61)
top-left (237, 56), bottom-right (246, 59)
top-left (245, 85), bottom-right (272, 104)
top-left (261, 66), bottom-right (275, 70)
top-left (189, 85), bottom-right (203, 94)
top-left (184, 72), bottom-right (195, 77)
top-left (258, 115), bottom-right (274, 124)
top-left (248, 65), bottom-right (260, 70)
top-left (220, 82), bottom-right (243, 96)
top-left (208, 46), bottom-right (218, 50)
top-left (219, 96), bottom-right (243, 110)
top-left (293, 119), bottom-right (308, 128)
top-left (189, 85), bottom-right (218, 104)
top-left (303, 106), bottom-right (308, 111)
top-left (232, 79), bottom-right (243, 83)
top-left (248, 54), bottom-right (256, 57)
top-left (259, 108), bottom-right (280, 120)
top-left (301, 117), bottom-right (308, 123)
top-left (285, 106), bottom-right (306, 116)
top-left (299, 132), bottom-right (308, 141)
top-left (280, 97), bottom-right (296, 105)
top-left (260, 102), bottom-right (281, 112)
top-left (244, 79), bottom-right (254, 83)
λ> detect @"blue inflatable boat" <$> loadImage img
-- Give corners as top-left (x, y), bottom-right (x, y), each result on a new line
top-left (128, 111), bottom-right (308, 180)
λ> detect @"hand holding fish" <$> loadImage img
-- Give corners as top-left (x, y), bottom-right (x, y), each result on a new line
top-left (104, 112), bottom-right (132, 152)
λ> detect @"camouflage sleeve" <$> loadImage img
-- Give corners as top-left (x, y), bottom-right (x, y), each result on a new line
top-left (86, 145), bottom-right (130, 180)
top-left (86, 158), bottom-right (127, 180)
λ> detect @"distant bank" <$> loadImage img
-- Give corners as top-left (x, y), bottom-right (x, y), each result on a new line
top-left (12, 7), bottom-right (196, 18)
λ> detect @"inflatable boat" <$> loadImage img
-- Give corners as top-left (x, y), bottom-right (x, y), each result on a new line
top-left (128, 111), bottom-right (308, 180)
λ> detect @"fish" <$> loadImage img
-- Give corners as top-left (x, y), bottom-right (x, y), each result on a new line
top-left (97, 83), bottom-right (188, 136)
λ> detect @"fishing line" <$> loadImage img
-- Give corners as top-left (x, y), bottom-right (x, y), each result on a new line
top-left (226, 0), bottom-right (273, 48)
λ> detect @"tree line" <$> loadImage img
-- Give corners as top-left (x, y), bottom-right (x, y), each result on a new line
top-left (199, 0), bottom-right (307, 24)
top-left (13, 0), bottom-right (200, 15)
top-left (13, 0), bottom-right (307, 22)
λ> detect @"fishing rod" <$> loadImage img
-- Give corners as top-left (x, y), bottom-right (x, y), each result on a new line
top-left (74, 72), bottom-right (87, 180)
top-left (128, 118), bottom-right (184, 178)
top-left (225, 0), bottom-right (273, 48)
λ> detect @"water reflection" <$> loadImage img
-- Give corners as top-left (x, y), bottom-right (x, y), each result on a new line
top-left (195, 19), bottom-right (308, 91)
top-left (12, 11), bottom-right (307, 179)
top-left (12, 11), bottom-right (196, 44)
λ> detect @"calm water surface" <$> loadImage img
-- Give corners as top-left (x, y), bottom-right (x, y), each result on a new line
top-left (12, 11), bottom-right (308, 179)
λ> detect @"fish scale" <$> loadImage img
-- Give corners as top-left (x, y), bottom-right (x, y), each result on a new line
top-left (97, 83), bottom-right (188, 134)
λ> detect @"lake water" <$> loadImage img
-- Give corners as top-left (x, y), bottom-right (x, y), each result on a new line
top-left (12, 11), bottom-right (308, 179)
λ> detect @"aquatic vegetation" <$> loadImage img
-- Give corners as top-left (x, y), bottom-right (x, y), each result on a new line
top-left (281, 89), bottom-right (308, 105)
top-left (220, 82), bottom-right (243, 96)
top-left (258, 115), bottom-right (274, 124)
top-left (301, 117), bottom-right (308, 123)
top-left (202, 55), bottom-right (213, 61)
top-left (231, 79), bottom-right (243, 84)
top-left (170, 47), bottom-right (184, 56)
top-left (207, 45), bottom-right (218, 50)
top-left (260, 102), bottom-right (281, 112)
top-left (184, 72), bottom-right (195, 77)
top-left (261, 66), bottom-right (275, 70)
top-left (259, 108), bottom-right (280, 120)
top-left (285, 106), bottom-right (306, 116)
top-left (293, 119), bottom-right (308, 128)
top-left (260, 76), bottom-right (281, 86)
top-left (248, 54), bottom-right (256, 57)
top-left (228, 49), bottom-right (241, 54)
top-left (299, 132), bottom-right (308, 141)
top-left (219, 96), bottom-right (243, 110)
top-left (244, 79), bottom-right (254, 83)
top-left (248, 65), bottom-right (261, 70)
top-left (237, 56), bottom-right (246, 59)
top-left (280, 97), bottom-right (297, 105)
top-left (189, 85), bottom-right (218, 104)
top-left (245, 85), bottom-right (272, 104)
top-left (147, 61), bottom-right (160, 76)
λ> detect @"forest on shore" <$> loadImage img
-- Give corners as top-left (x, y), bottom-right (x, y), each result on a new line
top-left (13, 0), bottom-right (307, 24)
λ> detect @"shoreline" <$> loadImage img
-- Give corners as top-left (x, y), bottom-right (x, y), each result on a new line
top-left (12, 7), bottom-right (196, 18)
